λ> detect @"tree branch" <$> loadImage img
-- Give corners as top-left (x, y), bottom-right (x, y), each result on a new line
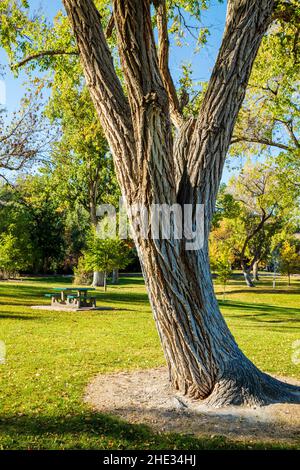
top-left (112, 0), bottom-right (168, 115)
top-left (186, 0), bottom-right (275, 210)
top-left (154, 0), bottom-right (183, 127)
top-left (231, 135), bottom-right (291, 151)
top-left (14, 50), bottom-right (79, 68)
top-left (112, 0), bottom-right (175, 190)
top-left (274, 119), bottom-right (300, 149)
top-left (240, 210), bottom-right (273, 266)
top-left (62, 0), bottom-right (136, 192)
top-left (106, 14), bottom-right (115, 38)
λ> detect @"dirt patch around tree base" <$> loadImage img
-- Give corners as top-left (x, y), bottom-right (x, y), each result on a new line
top-left (84, 367), bottom-right (300, 445)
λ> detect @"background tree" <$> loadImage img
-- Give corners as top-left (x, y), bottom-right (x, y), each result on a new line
top-left (210, 225), bottom-right (234, 300)
top-left (46, 83), bottom-right (120, 285)
top-left (0, 232), bottom-right (30, 279)
top-left (0, 2), bottom-right (120, 284)
top-left (227, 163), bottom-right (297, 286)
top-left (0, 93), bottom-right (51, 180)
top-left (279, 240), bottom-right (300, 285)
top-left (0, 175), bottom-right (66, 273)
top-left (230, 2), bottom-right (300, 184)
top-left (81, 233), bottom-right (132, 291)
top-left (215, 259), bottom-right (232, 301)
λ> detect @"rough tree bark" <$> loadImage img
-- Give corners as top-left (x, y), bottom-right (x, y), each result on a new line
top-left (63, 0), bottom-right (300, 406)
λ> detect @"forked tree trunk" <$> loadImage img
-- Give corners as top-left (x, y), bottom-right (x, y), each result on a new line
top-left (63, 0), bottom-right (300, 406)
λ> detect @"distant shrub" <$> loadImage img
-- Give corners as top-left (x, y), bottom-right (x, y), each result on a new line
top-left (73, 256), bottom-right (93, 285)
top-left (0, 232), bottom-right (29, 279)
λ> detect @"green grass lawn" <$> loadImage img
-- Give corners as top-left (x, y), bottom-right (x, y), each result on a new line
top-left (0, 274), bottom-right (299, 450)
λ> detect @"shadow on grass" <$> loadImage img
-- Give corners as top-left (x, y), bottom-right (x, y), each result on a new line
top-left (0, 312), bottom-right (40, 320)
top-left (20, 276), bottom-right (73, 284)
top-left (0, 411), bottom-right (289, 450)
top-left (220, 300), bottom-right (300, 330)
top-left (219, 300), bottom-right (300, 315)
top-left (0, 285), bottom-right (50, 300)
top-left (99, 291), bottom-right (149, 306)
top-left (116, 276), bottom-right (145, 286)
top-left (223, 288), bottom-right (300, 295)
top-left (1, 278), bottom-right (300, 323)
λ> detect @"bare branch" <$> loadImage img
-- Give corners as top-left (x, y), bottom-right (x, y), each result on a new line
top-left (231, 135), bottom-right (291, 151)
top-left (274, 119), bottom-right (300, 148)
top-left (0, 96), bottom-right (54, 177)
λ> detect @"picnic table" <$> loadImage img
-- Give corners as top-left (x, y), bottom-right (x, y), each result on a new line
top-left (45, 287), bottom-right (96, 309)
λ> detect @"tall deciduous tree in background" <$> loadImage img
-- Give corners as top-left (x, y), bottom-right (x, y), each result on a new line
top-left (230, 5), bottom-right (300, 176)
top-left (227, 164), bottom-right (297, 287)
top-left (47, 84), bottom-right (119, 286)
top-left (61, 0), bottom-right (300, 406)
top-left (279, 240), bottom-right (300, 285)
top-left (0, 94), bottom-right (51, 180)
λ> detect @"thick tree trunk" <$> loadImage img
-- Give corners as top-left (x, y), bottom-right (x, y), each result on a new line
top-left (253, 261), bottom-right (260, 281)
top-left (92, 271), bottom-right (105, 287)
top-left (63, 0), bottom-right (300, 406)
